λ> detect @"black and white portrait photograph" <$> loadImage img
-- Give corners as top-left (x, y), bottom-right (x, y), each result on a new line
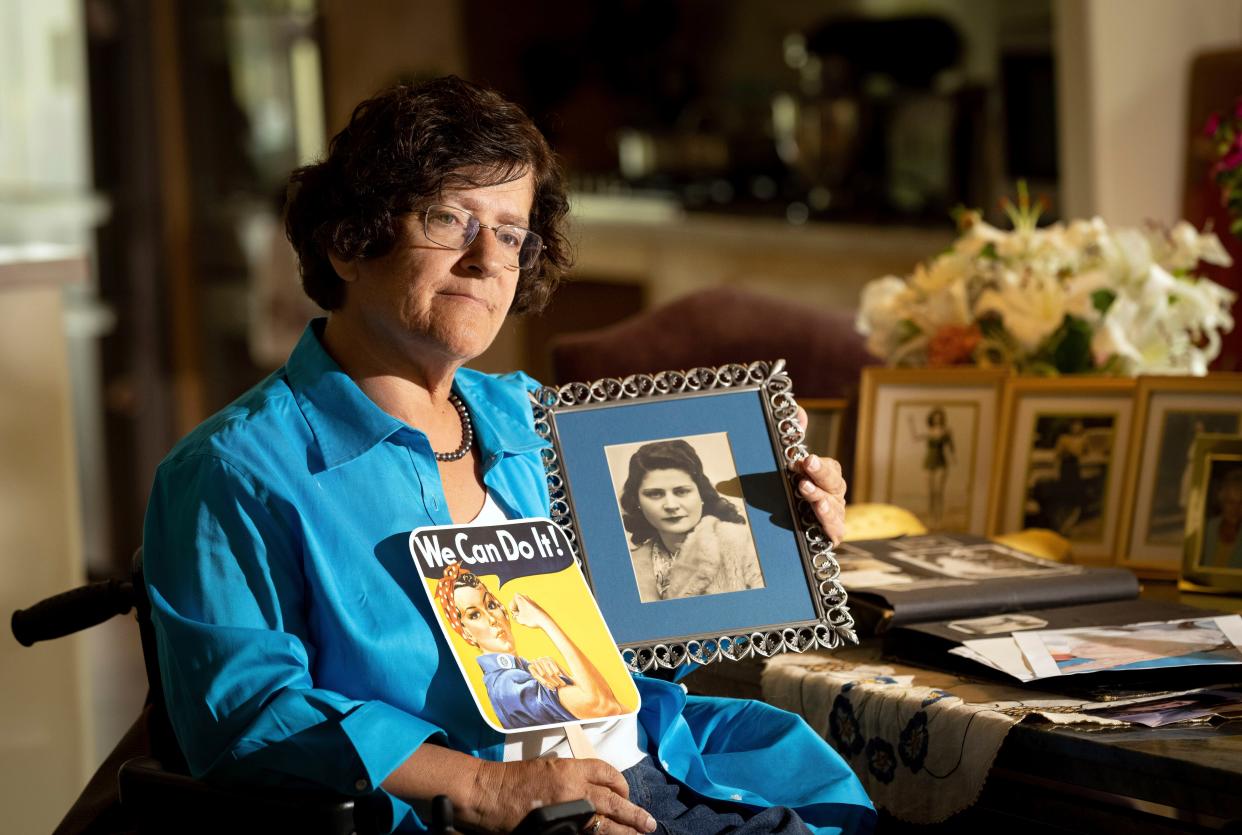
top-left (991, 378), bottom-right (1135, 561)
top-left (605, 433), bottom-right (765, 603)
top-left (1197, 458), bottom-right (1242, 571)
top-left (1022, 414), bottom-right (1116, 540)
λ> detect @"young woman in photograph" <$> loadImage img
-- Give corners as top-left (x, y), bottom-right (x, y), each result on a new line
top-left (908, 407), bottom-right (954, 528)
top-left (620, 439), bottom-right (765, 602)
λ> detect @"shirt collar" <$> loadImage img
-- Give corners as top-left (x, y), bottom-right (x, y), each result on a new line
top-left (476, 653), bottom-right (524, 675)
top-left (452, 368), bottom-right (546, 461)
top-left (285, 320), bottom-right (544, 471)
top-left (286, 320), bottom-right (405, 471)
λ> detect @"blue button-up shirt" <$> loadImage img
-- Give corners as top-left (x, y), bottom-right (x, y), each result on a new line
top-left (144, 321), bottom-right (873, 833)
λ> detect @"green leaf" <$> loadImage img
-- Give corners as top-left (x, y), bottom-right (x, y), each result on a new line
top-left (1091, 289), bottom-right (1117, 314)
top-left (1097, 354), bottom-right (1129, 375)
top-left (1051, 316), bottom-right (1094, 374)
top-left (979, 242), bottom-right (999, 261)
top-left (895, 319), bottom-right (922, 343)
top-left (1024, 360), bottom-right (1060, 377)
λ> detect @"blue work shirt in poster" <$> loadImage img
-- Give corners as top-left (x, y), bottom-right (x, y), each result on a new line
top-left (477, 653), bottom-right (577, 729)
top-left (143, 320), bottom-right (874, 833)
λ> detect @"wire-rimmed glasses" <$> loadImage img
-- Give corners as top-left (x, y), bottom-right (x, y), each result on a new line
top-left (418, 204), bottom-right (544, 270)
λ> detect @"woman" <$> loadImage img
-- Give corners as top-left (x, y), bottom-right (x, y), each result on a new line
top-left (620, 440), bottom-right (764, 601)
top-left (907, 408), bottom-right (953, 528)
top-left (143, 76), bottom-right (869, 834)
top-left (434, 565), bottom-right (623, 729)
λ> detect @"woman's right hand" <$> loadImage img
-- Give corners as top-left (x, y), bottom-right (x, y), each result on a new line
top-left (509, 593), bottom-right (553, 630)
top-left (469, 757), bottom-right (657, 835)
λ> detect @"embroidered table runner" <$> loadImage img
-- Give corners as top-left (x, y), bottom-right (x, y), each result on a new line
top-left (762, 646), bottom-right (1122, 823)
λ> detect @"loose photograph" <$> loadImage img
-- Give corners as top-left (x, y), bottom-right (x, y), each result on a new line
top-left (1084, 689), bottom-right (1242, 727)
top-left (1013, 616), bottom-right (1242, 679)
top-left (1022, 414), bottom-right (1115, 541)
top-left (947, 613), bottom-right (1050, 636)
top-left (605, 433), bottom-right (765, 603)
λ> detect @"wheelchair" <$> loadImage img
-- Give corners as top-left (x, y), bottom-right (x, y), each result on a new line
top-left (12, 550), bottom-right (593, 835)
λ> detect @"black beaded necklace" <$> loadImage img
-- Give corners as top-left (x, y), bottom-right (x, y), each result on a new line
top-left (434, 393), bottom-right (474, 462)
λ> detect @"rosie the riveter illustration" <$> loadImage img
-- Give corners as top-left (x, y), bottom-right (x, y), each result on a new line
top-left (434, 564), bottom-right (626, 730)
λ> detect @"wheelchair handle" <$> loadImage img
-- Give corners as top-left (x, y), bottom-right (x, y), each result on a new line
top-left (11, 578), bottom-right (135, 646)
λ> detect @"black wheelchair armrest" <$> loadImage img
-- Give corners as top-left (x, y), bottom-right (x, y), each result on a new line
top-left (118, 756), bottom-right (596, 835)
top-left (118, 756), bottom-right (385, 835)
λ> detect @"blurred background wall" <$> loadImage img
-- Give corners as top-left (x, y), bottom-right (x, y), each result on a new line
top-left (1, 1), bottom-right (1240, 831)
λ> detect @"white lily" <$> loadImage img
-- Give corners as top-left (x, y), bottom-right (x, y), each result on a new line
top-left (909, 279), bottom-right (972, 337)
top-left (1160, 221), bottom-right (1234, 270)
top-left (855, 207), bottom-right (1232, 375)
top-left (974, 272), bottom-right (1065, 353)
top-left (1093, 295), bottom-right (1173, 374)
top-left (857, 276), bottom-right (916, 359)
top-left (1102, 227), bottom-right (1154, 284)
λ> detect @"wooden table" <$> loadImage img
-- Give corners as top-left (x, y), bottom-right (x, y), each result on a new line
top-left (685, 581), bottom-right (1242, 834)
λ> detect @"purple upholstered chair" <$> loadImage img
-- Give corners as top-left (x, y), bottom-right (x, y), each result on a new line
top-left (547, 286), bottom-right (877, 479)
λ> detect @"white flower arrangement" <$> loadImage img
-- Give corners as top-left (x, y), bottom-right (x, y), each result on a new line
top-left (856, 187), bottom-right (1236, 375)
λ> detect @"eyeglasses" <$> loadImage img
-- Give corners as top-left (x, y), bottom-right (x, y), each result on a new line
top-left (418, 204), bottom-right (545, 270)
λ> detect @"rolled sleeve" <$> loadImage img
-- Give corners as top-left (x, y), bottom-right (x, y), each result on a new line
top-left (144, 451), bottom-right (439, 822)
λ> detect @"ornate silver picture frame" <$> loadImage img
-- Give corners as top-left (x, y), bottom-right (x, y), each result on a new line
top-left (529, 360), bottom-right (857, 673)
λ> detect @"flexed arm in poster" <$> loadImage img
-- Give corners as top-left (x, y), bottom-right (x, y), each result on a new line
top-left (435, 565), bottom-right (623, 729)
top-left (509, 592), bottom-right (623, 718)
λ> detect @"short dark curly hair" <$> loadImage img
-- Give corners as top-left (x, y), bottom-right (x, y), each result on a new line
top-left (284, 76), bottom-right (571, 313)
top-left (619, 439), bottom-right (746, 547)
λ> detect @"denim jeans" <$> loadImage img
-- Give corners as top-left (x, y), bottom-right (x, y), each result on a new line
top-left (622, 756), bottom-right (813, 835)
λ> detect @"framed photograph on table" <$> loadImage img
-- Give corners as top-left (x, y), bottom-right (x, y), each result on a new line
top-left (1118, 375), bottom-right (1242, 576)
top-left (855, 367), bottom-right (1009, 535)
top-left (1181, 434), bottom-right (1242, 591)
top-left (530, 361), bottom-right (855, 672)
top-left (987, 377), bottom-right (1137, 562)
top-left (799, 398), bottom-right (847, 462)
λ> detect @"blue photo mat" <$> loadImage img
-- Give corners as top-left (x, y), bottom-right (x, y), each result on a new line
top-left (552, 389), bottom-right (818, 646)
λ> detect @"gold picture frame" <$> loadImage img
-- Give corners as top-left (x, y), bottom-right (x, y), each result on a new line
top-left (987, 376), bottom-right (1137, 563)
top-left (1118, 374), bottom-right (1242, 577)
top-left (855, 367), bottom-right (1009, 535)
top-left (1180, 434), bottom-right (1242, 591)
top-left (799, 398), bottom-right (847, 462)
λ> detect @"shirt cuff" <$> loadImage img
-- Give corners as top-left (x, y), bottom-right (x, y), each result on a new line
top-left (341, 700), bottom-right (442, 793)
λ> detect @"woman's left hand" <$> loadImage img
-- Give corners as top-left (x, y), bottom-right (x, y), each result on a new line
top-left (794, 406), bottom-right (848, 546)
top-left (526, 656), bottom-right (569, 690)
